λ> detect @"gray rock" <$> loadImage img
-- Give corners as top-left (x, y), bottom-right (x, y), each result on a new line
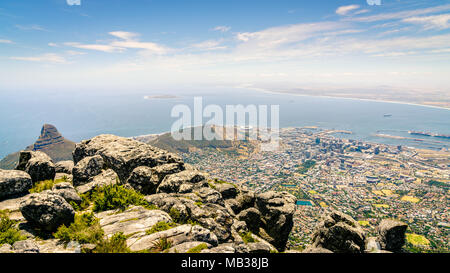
top-left (302, 246), bottom-right (334, 253)
top-left (96, 206), bottom-right (172, 237)
top-left (215, 183), bottom-right (239, 199)
top-left (126, 166), bottom-right (159, 195)
top-left (72, 155), bottom-right (104, 186)
top-left (255, 191), bottom-right (296, 252)
top-left (54, 161), bottom-right (74, 174)
top-left (75, 169), bottom-right (119, 195)
top-left (157, 170), bottom-right (208, 194)
top-left (365, 237), bottom-right (382, 253)
top-left (127, 224), bottom-right (218, 252)
top-left (12, 239), bottom-right (40, 253)
top-left (73, 135), bottom-right (183, 182)
top-left (0, 169), bottom-right (32, 200)
top-left (233, 188), bottom-right (256, 213)
top-left (54, 173), bottom-right (73, 182)
top-left (376, 219), bottom-right (408, 252)
top-left (166, 241), bottom-right (211, 253)
top-left (201, 244), bottom-right (236, 253)
top-left (20, 191), bottom-right (75, 231)
top-left (52, 182), bottom-right (82, 205)
top-left (194, 187), bottom-right (224, 205)
top-left (311, 210), bottom-right (366, 253)
top-left (0, 244), bottom-right (13, 253)
top-left (15, 151), bottom-right (56, 183)
top-left (237, 208), bottom-right (261, 234)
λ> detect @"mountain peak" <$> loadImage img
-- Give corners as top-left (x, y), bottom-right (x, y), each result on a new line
top-left (33, 124), bottom-right (64, 151)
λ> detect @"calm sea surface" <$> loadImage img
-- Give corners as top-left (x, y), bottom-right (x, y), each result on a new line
top-left (1, 88), bottom-right (449, 159)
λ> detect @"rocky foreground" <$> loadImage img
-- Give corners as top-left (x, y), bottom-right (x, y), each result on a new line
top-left (0, 135), bottom-right (408, 253)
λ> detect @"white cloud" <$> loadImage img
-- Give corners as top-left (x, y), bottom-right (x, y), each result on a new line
top-left (48, 42), bottom-right (58, 47)
top-left (65, 31), bottom-right (169, 54)
top-left (190, 40), bottom-right (227, 51)
top-left (403, 14), bottom-right (450, 30)
top-left (213, 26), bottom-right (231, 32)
top-left (350, 4), bottom-right (450, 22)
top-left (10, 53), bottom-right (67, 63)
top-left (0, 39), bottom-right (13, 44)
top-left (336, 5), bottom-right (360, 16)
top-left (109, 31), bottom-right (140, 40)
top-left (64, 42), bottom-right (122, 53)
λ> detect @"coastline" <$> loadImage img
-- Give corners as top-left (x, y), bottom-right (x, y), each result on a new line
top-left (252, 88), bottom-right (450, 111)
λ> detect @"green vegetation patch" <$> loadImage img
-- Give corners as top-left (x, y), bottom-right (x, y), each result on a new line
top-left (240, 231), bottom-right (259, 244)
top-left (92, 232), bottom-right (130, 253)
top-left (297, 160), bottom-right (316, 174)
top-left (186, 243), bottom-right (208, 253)
top-left (146, 221), bottom-right (177, 235)
top-left (0, 210), bottom-right (26, 246)
top-left (406, 233), bottom-right (430, 246)
top-left (90, 184), bottom-right (155, 212)
top-left (29, 177), bottom-right (68, 193)
top-left (53, 212), bottom-right (104, 245)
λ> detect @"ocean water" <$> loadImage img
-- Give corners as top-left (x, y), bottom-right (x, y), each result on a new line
top-left (1, 88), bottom-right (449, 159)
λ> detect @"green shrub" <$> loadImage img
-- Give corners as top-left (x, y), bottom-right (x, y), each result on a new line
top-left (240, 231), bottom-right (258, 244)
top-left (93, 232), bottom-right (130, 253)
top-left (54, 212), bottom-right (104, 244)
top-left (146, 221), bottom-right (177, 235)
top-left (90, 184), bottom-right (153, 212)
top-left (151, 237), bottom-right (172, 253)
top-left (194, 201), bottom-right (203, 207)
top-left (186, 243), bottom-right (208, 253)
top-left (0, 210), bottom-right (26, 246)
top-left (69, 194), bottom-right (91, 212)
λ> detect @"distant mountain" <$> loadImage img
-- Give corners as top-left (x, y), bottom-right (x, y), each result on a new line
top-left (0, 124), bottom-right (76, 170)
top-left (134, 126), bottom-right (254, 155)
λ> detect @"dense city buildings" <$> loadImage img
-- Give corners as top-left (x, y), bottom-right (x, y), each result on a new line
top-left (182, 127), bottom-right (450, 252)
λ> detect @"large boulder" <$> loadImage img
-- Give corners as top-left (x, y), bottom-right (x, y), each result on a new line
top-left (126, 166), bottom-right (158, 195)
top-left (255, 191), bottom-right (296, 252)
top-left (157, 170), bottom-right (209, 194)
top-left (237, 208), bottom-right (261, 234)
top-left (20, 191), bottom-right (75, 231)
top-left (75, 169), bottom-right (119, 195)
top-left (15, 151), bottom-right (56, 183)
top-left (0, 169), bottom-right (32, 200)
top-left (54, 161), bottom-right (74, 174)
top-left (376, 219), bottom-right (408, 252)
top-left (52, 182), bottom-right (82, 205)
top-left (72, 135), bottom-right (183, 182)
top-left (72, 155), bottom-right (104, 186)
top-left (310, 210), bottom-right (366, 253)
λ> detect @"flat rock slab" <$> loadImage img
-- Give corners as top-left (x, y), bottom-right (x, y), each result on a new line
top-left (96, 206), bottom-right (172, 237)
top-left (166, 241), bottom-right (211, 253)
top-left (127, 224), bottom-right (218, 252)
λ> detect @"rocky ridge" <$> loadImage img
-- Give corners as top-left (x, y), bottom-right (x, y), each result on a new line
top-left (0, 134), bottom-right (409, 253)
top-left (0, 134), bottom-right (296, 253)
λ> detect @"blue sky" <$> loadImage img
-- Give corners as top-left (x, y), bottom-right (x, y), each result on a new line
top-left (1, 0), bottom-right (450, 94)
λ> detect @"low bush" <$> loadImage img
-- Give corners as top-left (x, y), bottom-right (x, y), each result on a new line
top-left (146, 221), bottom-right (177, 235)
top-left (0, 210), bottom-right (26, 246)
top-left (90, 184), bottom-right (154, 212)
top-left (53, 212), bottom-right (104, 244)
top-left (186, 243), bottom-right (208, 253)
top-left (93, 232), bottom-right (130, 253)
